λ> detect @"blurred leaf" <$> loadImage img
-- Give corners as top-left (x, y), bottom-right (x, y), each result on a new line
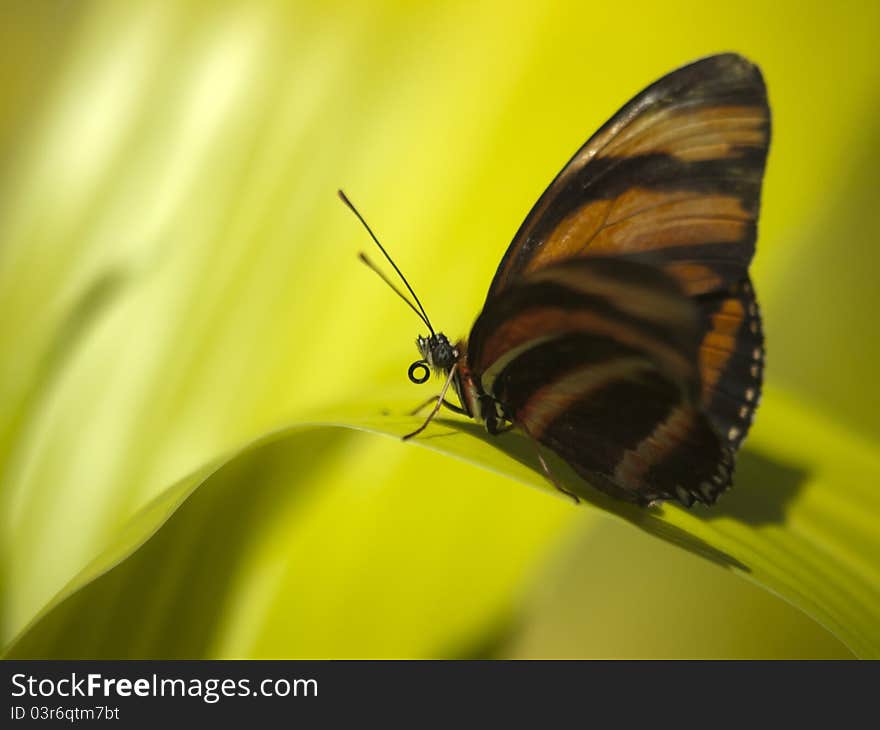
top-left (764, 110), bottom-right (880, 443)
top-left (3, 427), bottom-right (577, 658)
top-left (4, 384), bottom-right (880, 657)
top-left (505, 513), bottom-right (853, 659)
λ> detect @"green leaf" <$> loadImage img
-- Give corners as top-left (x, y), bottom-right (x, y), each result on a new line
top-left (504, 502), bottom-right (854, 659)
top-left (3, 425), bottom-right (579, 658)
top-left (4, 384), bottom-right (878, 657)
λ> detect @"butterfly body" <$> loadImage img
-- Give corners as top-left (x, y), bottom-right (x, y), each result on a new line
top-left (346, 53), bottom-right (769, 507)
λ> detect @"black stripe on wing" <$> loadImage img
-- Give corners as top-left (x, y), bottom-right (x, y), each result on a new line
top-left (489, 334), bottom-right (652, 416)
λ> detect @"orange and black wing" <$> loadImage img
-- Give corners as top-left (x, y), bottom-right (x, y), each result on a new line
top-left (487, 53), bottom-right (769, 297)
top-left (482, 53), bottom-right (769, 456)
top-left (468, 257), bottom-right (733, 506)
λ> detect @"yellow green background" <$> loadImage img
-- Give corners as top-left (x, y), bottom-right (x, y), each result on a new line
top-left (1, 0), bottom-right (878, 658)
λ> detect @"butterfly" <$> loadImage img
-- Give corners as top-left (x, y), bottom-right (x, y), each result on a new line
top-left (340, 53), bottom-right (770, 507)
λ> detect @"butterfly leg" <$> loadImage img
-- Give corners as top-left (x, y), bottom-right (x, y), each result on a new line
top-left (535, 448), bottom-right (580, 504)
top-left (402, 365), bottom-right (458, 440)
top-left (519, 423), bottom-right (580, 504)
top-left (408, 397), bottom-right (467, 416)
top-left (485, 416), bottom-right (514, 435)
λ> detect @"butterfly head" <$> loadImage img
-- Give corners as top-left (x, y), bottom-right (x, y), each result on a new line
top-left (410, 333), bottom-right (457, 383)
top-left (336, 190), bottom-right (456, 385)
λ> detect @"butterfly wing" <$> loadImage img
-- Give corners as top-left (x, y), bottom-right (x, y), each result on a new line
top-left (468, 257), bottom-right (732, 506)
top-left (487, 53), bottom-right (770, 297)
top-left (482, 53), bottom-right (769, 456)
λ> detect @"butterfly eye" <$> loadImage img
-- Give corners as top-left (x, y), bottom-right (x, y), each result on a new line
top-left (408, 360), bottom-right (430, 384)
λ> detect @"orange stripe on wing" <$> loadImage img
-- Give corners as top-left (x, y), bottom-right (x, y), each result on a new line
top-left (589, 213), bottom-right (746, 253)
top-left (526, 265), bottom-right (696, 326)
top-left (523, 198), bottom-right (613, 267)
top-left (662, 262), bottom-right (724, 295)
top-left (599, 105), bottom-right (768, 162)
top-left (524, 190), bottom-right (750, 272)
top-left (699, 330), bottom-right (739, 391)
top-left (613, 405), bottom-right (695, 486)
top-left (607, 190), bottom-right (751, 226)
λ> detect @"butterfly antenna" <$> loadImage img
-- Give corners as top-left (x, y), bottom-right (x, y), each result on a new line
top-left (357, 252), bottom-right (431, 329)
top-left (337, 189), bottom-right (435, 336)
